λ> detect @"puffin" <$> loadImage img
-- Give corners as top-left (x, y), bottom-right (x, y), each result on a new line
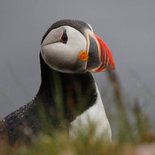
top-left (0, 19), bottom-right (115, 145)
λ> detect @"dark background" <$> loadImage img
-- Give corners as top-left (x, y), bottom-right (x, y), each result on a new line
top-left (0, 0), bottom-right (155, 123)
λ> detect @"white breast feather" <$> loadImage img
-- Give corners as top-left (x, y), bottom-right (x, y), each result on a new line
top-left (69, 83), bottom-right (112, 141)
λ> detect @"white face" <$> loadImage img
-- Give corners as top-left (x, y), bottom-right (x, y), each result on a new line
top-left (41, 26), bottom-right (88, 73)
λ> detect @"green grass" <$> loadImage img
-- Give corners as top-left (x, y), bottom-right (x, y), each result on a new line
top-left (0, 128), bottom-right (154, 155)
top-left (0, 71), bottom-right (155, 155)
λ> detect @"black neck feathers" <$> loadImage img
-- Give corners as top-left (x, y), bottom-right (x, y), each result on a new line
top-left (35, 54), bottom-right (97, 122)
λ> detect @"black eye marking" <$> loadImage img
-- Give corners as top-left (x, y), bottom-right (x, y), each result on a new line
top-left (61, 30), bottom-right (68, 44)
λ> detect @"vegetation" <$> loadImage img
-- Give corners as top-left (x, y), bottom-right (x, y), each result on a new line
top-left (0, 71), bottom-right (155, 155)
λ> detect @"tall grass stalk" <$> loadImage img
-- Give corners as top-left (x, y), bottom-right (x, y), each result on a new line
top-left (0, 71), bottom-right (155, 155)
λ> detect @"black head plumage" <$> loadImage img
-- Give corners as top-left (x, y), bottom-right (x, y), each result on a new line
top-left (41, 19), bottom-right (91, 43)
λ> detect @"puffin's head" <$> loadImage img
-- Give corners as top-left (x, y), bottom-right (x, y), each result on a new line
top-left (41, 19), bottom-right (115, 73)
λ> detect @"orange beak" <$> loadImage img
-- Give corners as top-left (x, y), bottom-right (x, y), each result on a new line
top-left (86, 32), bottom-right (115, 72)
top-left (95, 34), bottom-right (115, 72)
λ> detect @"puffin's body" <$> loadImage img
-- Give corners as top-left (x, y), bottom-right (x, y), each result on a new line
top-left (0, 20), bottom-right (115, 145)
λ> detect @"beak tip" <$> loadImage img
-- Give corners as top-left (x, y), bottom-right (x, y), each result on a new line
top-left (95, 34), bottom-right (115, 72)
top-left (109, 57), bottom-right (116, 70)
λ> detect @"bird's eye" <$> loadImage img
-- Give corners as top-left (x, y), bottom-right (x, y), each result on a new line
top-left (61, 30), bottom-right (68, 44)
